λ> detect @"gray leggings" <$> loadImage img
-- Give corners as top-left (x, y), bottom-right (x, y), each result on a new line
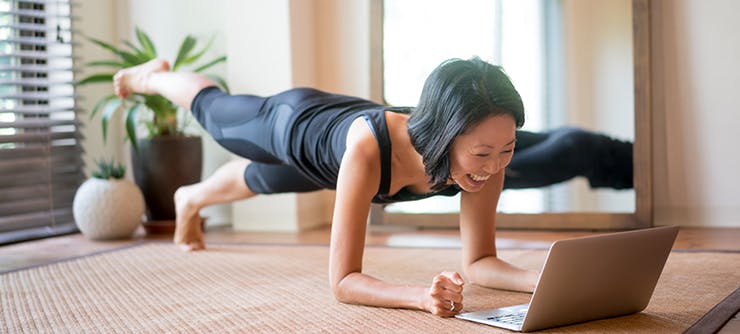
top-left (190, 86), bottom-right (325, 194)
top-left (506, 128), bottom-right (633, 189)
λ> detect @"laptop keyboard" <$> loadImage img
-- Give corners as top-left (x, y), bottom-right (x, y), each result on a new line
top-left (487, 310), bottom-right (527, 326)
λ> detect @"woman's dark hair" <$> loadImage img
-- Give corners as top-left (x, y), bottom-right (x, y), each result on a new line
top-left (407, 57), bottom-right (525, 190)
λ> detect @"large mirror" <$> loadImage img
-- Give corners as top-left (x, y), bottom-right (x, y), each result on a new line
top-left (369, 0), bottom-right (652, 229)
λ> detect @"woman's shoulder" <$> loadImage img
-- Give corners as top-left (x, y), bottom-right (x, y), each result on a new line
top-left (345, 117), bottom-right (381, 160)
top-left (340, 118), bottom-right (383, 194)
top-left (345, 109), bottom-right (408, 154)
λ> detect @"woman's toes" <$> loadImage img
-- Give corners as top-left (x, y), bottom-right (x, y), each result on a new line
top-left (190, 241), bottom-right (206, 251)
top-left (178, 240), bottom-right (205, 252)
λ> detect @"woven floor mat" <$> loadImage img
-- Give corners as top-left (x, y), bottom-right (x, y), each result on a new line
top-left (1, 243), bottom-right (738, 333)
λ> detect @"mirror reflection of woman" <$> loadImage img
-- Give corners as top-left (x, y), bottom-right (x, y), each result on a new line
top-left (114, 57), bottom-right (539, 317)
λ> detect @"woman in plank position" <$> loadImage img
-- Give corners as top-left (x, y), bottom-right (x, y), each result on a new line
top-left (114, 57), bottom-right (539, 317)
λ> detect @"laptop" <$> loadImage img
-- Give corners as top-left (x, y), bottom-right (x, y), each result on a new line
top-left (455, 225), bottom-right (679, 332)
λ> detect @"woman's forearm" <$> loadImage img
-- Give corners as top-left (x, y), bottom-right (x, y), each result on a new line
top-left (466, 256), bottom-right (539, 292)
top-left (334, 272), bottom-right (427, 310)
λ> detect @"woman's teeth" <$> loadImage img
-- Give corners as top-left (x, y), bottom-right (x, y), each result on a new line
top-left (469, 173), bottom-right (491, 182)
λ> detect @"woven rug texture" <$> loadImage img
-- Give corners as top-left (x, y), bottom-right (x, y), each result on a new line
top-left (1, 243), bottom-right (738, 333)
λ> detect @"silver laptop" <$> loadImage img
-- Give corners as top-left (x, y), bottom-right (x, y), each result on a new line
top-left (455, 225), bottom-right (679, 332)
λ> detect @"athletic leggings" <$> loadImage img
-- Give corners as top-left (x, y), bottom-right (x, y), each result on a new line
top-left (190, 86), bottom-right (325, 194)
top-left (506, 128), bottom-right (633, 189)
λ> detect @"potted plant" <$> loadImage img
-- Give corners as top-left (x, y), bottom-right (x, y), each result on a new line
top-left (73, 159), bottom-right (145, 240)
top-left (77, 27), bottom-right (227, 234)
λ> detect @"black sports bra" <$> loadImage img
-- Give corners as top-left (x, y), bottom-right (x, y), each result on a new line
top-left (361, 108), bottom-right (460, 204)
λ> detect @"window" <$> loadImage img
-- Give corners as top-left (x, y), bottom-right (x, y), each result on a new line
top-left (0, 0), bottom-right (82, 244)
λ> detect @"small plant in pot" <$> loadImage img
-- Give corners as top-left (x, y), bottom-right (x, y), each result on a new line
top-left (77, 27), bottom-right (227, 234)
top-left (73, 160), bottom-right (145, 240)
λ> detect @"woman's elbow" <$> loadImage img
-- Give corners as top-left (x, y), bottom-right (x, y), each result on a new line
top-left (462, 265), bottom-right (477, 285)
top-left (330, 276), bottom-right (353, 304)
top-left (462, 257), bottom-right (488, 285)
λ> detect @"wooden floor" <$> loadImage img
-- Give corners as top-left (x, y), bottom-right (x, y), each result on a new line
top-left (2, 224), bottom-right (739, 273)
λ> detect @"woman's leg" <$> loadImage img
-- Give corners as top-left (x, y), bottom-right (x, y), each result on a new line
top-left (174, 159), bottom-right (256, 251)
top-left (115, 60), bottom-right (325, 250)
top-left (175, 159), bottom-right (323, 251)
top-left (113, 58), bottom-right (216, 110)
top-left (505, 127), bottom-right (633, 189)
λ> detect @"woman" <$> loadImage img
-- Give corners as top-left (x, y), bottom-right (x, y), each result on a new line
top-left (114, 57), bottom-right (539, 317)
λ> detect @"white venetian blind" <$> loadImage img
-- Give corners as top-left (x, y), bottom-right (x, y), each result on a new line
top-left (0, 0), bottom-right (82, 244)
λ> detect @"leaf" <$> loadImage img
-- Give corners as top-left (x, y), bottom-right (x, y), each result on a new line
top-left (125, 103), bottom-right (142, 153)
top-left (118, 50), bottom-right (143, 65)
top-left (181, 35), bottom-right (215, 66)
top-left (90, 94), bottom-right (118, 120)
top-left (122, 39), bottom-right (155, 64)
top-left (194, 55), bottom-right (227, 73)
top-left (92, 158), bottom-right (126, 179)
top-left (85, 60), bottom-right (126, 68)
top-left (135, 27), bottom-right (157, 58)
top-left (101, 99), bottom-right (123, 144)
top-left (205, 74), bottom-right (230, 93)
top-left (87, 37), bottom-right (143, 66)
top-left (86, 36), bottom-right (122, 55)
top-left (112, 163), bottom-right (126, 179)
top-left (143, 94), bottom-right (172, 119)
top-left (123, 40), bottom-right (148, 59)
top-left (172, 35), bottom-right (197, 71)
top-left (76, 73), bottom-right (114, 86)
top-left (145, 122), bottom-right (157, 137)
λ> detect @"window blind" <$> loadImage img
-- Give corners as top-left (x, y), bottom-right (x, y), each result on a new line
top-left (0, 0), bottom-right (83, 245)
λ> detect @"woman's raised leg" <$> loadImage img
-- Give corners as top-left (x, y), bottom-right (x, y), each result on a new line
top-left (174, 159), bottom-right (256, 251)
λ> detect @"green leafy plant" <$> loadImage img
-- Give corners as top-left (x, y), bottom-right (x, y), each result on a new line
top-left (91, 159), bottom-right (126, 180)
top-left (77, 27), bottom-right (228, 152)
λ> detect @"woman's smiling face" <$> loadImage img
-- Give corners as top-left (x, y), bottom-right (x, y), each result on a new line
top-left (447, 114), bottom-right (517, 192)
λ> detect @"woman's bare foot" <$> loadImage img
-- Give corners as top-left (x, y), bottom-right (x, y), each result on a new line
top-left (113, 58), bottom-right (170, 99)
top-left (174, 184), bottom-right (206, 251)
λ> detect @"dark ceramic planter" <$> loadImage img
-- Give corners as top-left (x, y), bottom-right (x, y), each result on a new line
top-left (131, 136), bottom-right (202, 234)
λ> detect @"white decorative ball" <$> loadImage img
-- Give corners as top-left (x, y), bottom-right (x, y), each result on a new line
top-left (73, 178), bottom-right (145, 240)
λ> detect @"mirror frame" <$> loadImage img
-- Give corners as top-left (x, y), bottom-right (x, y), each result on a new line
top-left (368, 0), bottom-right (652, 230)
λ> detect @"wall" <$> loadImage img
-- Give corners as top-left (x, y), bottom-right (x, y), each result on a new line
top-left (315, 0), bottom-right (373, 98)
top-left (75, 0), bottom-right (122, 179)
top-left (652, 0), bottom-right (740, 227)
top-left (77, 0), bottom-right (740, 228)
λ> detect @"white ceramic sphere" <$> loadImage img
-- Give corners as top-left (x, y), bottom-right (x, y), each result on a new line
top-left (73, 178), bottom-right (145, 240)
